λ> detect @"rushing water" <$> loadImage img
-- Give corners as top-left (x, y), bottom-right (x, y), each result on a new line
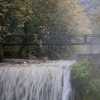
top-left (0, 60), bottom-right (73, 100)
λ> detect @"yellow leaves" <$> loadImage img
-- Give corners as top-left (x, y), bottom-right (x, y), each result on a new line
top-left (17, 24), bottom-right (24, 28)
top-left (0, 26), bottom-right (6, 31)
top-left (0, 2), bottom-right (10, 7)
top-left (20, 7), bottom-right (26, 12)
top-left (15, 11), bottom-right (22, 18)
top-left (0, 1), bottom-right (10, 17)
top-left (54, 0), bottom-right (91, 34)
top-left (0, 0), bottom-right (34, 36)
top-left (0, 26), bottom-right (1, 31)
top-left (40, 26), bottom-right (46, 33)
top-left (26, 16), bottom-right (31, 19)
top-left (14, 0), bottom-right (33, 26)
top-left (16, 11), bottom-right (30, 20)
top-left (38, 26), bottom-right (42, 29)
top-left (12, 0), bottom-right (33, 18)
top-left (93, 13), bottom-right (100, 24)
top-left (0, 13), bottom-right (4, 17)
top-left (28, 10), bottom-right (33, 14)
top-left (0, 37), bottom-right (3, 41)
top-left (38, 26), bottom-right (49, 34)
top-left (41, 29), bottom-right (46, 33)
top-left (38, 40), bottom-right (42, 45)
top-left (2, 9), bottom-right (8, 13)
top-left (92, 13), bottom-right (100, 33)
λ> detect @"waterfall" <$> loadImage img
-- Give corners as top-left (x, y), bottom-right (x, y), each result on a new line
top-left (0, 61), bottom-right (73, 100)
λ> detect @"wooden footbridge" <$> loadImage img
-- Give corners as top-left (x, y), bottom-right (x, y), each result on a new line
top-left (1, 34), bottom-right (100, 46)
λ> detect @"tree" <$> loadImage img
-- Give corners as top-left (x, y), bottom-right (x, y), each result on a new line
top-left (0, 0), bottom-right (33, 37)
top-left (84, 0), bottom-right (100, 34)
top-left (0, 0), bottom-right (91, 58)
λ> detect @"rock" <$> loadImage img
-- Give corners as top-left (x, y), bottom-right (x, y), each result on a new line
top-left (23, 61), bottom-right (27, 64)
top-left (38, 57), bottom-right (49, 61)
top-left (28, 54), bottom-right (37, 60)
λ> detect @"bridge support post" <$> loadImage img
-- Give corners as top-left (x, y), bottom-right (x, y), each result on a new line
top-left (26, 45), bottom-right (29, 58)
top-left (0, 45), bottom-right (3, 62)
top-left (84, 35), bottom-right (87, 43)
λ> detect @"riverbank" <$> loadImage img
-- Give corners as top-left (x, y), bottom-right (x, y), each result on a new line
top-left (0, 58), bottom-right (50, 67)
top-left (0, 59), bottom-right (75, 68)
top-left (71, 60), bottom-right (100, 100)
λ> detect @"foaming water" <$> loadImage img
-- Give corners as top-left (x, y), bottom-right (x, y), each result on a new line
top-left (0, 60), bottom-right (73, 100)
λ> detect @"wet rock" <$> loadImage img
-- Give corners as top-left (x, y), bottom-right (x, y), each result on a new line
top-left (28, 54), bottom-right (37, 60)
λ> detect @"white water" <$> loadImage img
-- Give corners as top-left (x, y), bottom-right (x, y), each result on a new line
top-left (0, 60), bottom-right (73, 100)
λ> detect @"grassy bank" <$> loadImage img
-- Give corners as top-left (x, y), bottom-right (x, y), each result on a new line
top-left (71, 60), bottom-right (100, 100)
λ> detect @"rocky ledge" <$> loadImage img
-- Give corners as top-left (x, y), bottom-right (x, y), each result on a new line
top-left (0, 58), bottom-right (50, 67)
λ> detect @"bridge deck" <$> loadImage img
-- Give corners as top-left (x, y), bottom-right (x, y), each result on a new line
top-left (1, 34), bottom-right (100, 46)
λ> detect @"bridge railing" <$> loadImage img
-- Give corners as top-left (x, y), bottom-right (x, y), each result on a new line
top-left (1, 34), bottom-right (100, 46)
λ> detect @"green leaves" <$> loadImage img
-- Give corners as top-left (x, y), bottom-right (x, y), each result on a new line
top-left (0, 0), bottom-right (91, 36)
top-left (71, 61), bottom-right (100, 100)
top-left (71, 60), bottom-right (91, 84)
top-left (0, 0), bottom-right (92, 57)
top-left (0, 0), bottom-right (33, 36)
top-left (85, 0), bottom-right (100, 34)
top-left (71, 61), bottom-right (91, 100)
